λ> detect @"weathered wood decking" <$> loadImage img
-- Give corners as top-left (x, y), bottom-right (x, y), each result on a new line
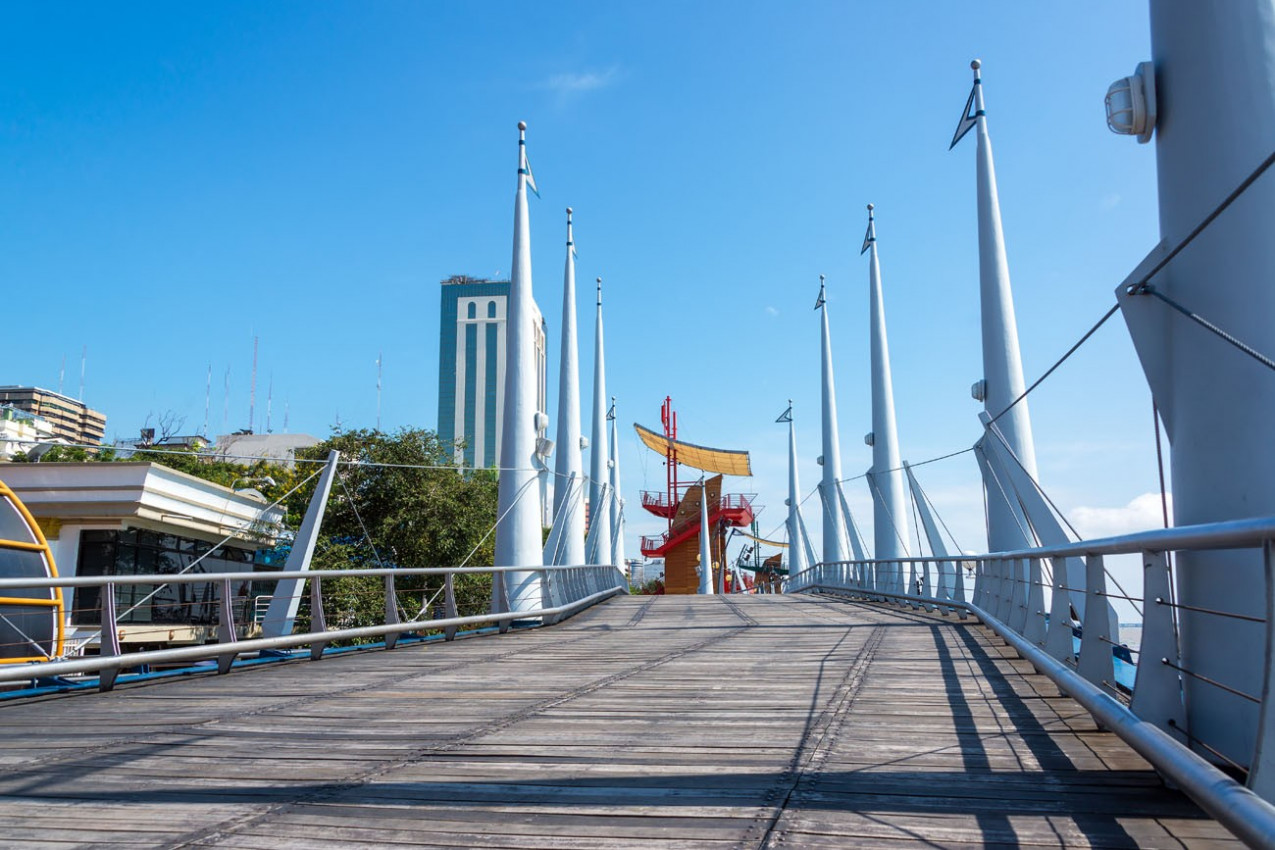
top-left (0, 595), bottom-right (1237, 848)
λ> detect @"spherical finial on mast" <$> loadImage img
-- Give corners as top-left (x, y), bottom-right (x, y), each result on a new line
top-left (819, 273), bottom-right (826, 284)
top-left (518, 120), bottom-right (527, 131)
top-left (970, 59), bottom-right (981, 71)
top-left (566, 206), bottom-right (573, 215)
top-left (867, 203), bottom-right (874, 213)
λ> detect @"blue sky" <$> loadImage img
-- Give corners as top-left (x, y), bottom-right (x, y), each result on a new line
top-left (0, 3), bottom-right (1165, 594)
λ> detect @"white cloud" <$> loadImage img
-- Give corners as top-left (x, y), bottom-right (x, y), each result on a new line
top-left (765, 305), bottom-right (779, 317)
top-left (1070, 491), bottom-right (1171, 540)
top-left (542, 67), bottom-right (620, 95)
top-left (1100, 192), bottom-right (1122, 211)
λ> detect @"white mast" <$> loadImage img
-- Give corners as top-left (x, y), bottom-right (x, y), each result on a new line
top-left (698, 478), bottom-right (714, 595)
top-left (863, 204), bottom-right (910, 594)
top-left (551, 207), bottom-right (586, 566)
top-left (781, 402), bottom-right (811, 581)
top-left (1119, 5), bottom-right (1275, 779)
top-left (492, 121), bottom-right (544, 612)
top-left (608, 397), bottom-right (626, 574)
top-left (960, 60), bottom-right (1038, 553)
top-left (817, 274), bottom-right (850, 565)
top-left (587, 276), bottom-right (612, 563)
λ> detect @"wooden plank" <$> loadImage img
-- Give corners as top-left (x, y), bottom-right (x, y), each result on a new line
top-left (0, 595), bottom-right (1239, 848)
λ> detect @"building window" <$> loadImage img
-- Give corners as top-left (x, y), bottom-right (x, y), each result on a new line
top-left (72, 530), bottom-right (274, 628)
top-left (467, 302), bottom-right (477, 319)
top-left (487, 300), bottom-right (497, 318)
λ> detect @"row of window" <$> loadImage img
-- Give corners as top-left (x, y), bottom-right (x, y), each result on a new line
top-left (72, 529), bottom-right (280, 626)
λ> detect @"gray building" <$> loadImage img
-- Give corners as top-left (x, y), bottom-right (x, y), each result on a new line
top-left (437, 276), bottom-right (547, 469)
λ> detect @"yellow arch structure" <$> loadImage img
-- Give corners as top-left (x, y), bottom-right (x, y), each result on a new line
top-left (0, 479), bottom-right (65, 663)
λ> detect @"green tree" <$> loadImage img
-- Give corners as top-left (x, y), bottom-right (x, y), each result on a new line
top-left (290, 428), bottom-right (499, 636)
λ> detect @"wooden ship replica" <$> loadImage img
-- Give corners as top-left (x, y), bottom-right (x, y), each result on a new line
top-left (636, 397), bottom-right (755, 594)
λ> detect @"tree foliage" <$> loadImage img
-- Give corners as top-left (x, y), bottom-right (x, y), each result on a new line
top-left (290, 428), bottom-right (499, 634)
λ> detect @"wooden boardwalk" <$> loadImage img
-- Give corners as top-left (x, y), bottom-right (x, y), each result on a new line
top-left (0, 595), bottom-right (1237, 848)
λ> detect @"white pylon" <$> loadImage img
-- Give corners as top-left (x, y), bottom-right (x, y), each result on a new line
top-left (587, 276), bottom-right (612, 564)
top-left (964, 61), bottom-right (1038, 554)
top-left (608, 397), bottom-right (626, 575)
top-left (551, 207), bottom-right (586, 566)
top-left (816, 274), bottom-right (850, 565)
top-left (493, 121), bottom-right (544, 613)
top-left (698, 478), bottom-right (714, 595)
top-left (782, 402), bottom-right (812, 582)
top-left (1121, 6), bottom-right (1275, 779)
top-left (863, 205), bottom-right (910, 595)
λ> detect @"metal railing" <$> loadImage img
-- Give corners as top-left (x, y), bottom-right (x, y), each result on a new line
top-left (0, 563), bottom-right (626, 691)
top-left (787, 515), bottom-right (1275, 848)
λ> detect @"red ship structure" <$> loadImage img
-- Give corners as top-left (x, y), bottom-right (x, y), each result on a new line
top-left (636, 397), bottom-right (756, 594)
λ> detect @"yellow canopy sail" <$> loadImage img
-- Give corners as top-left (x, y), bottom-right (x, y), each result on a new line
top-left (632, 422), bottom-right (752, 476)
top-left (734, 529), bottom-right (788, 549)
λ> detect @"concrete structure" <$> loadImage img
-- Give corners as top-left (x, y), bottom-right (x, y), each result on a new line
top-left (586, 277), bottom-right (611, 564)
top-left (549, 208), bottom-right (586, 566)
top-left (862, 205), bottom-right (910, 593)
top-left (1119, 2), bottom-right (1275, 775)
top-left (0, 462), bottom-right (284, 649)
top-left (492, 122), bottom-right (544, 613)
top-left (437, 275), bottom-right (547, 470)
top-left (0, 406), bottom-right (58, 461)
top-left (815, 276), bottom-right (849, 565)
top-left (0, 386), bottom-right (106, 446)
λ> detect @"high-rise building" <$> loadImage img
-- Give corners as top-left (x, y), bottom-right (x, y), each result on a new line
top-left (437, 276), bottom-right (547, 469)
top-left (0, 386), bottom-right (107, 446)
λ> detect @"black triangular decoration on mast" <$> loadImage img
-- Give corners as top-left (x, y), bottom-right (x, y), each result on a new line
top-left (776, 405), bottom-right (793, 424)
top-left (949, 81), bottom-right (980, 150)
top-left (861, 205), bottom-right (876, 255)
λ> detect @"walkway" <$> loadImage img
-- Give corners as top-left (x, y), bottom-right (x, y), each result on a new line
top-left (0, 595), bottom-right (1235, 848)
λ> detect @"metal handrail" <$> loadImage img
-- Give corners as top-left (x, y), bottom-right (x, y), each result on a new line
top-left (0, 563), bottom-right (628, 687)
top-left (784, 513), bottom-right (1275, 846)
top-left (0, 562), bottom-right (616, 590)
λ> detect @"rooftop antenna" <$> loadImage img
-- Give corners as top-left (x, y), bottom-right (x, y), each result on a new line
top-left (248, 335), bottom-right (258, 434)
top-left (58, 355), bottom-right (65, 395)
top-left (266, 374), bottom-right (274, 434)
top-left (203, 364), bottom-right (212, 437)
top-left (376, 352), bottom-right (383, 431)
top-left (79, 345), bottom-right (86, 401)
top-left (283, 400), bottom-right (290, 434)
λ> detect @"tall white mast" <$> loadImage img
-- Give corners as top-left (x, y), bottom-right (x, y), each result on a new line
top-left (817, 274), bottom-right (849, 565)
top-left (608, 397), bottom-right (626, 574)
top-left (551, 208), bottom-right (586, 566)
top-left (587, 276), bottom-right (612, 563)
top-left (863, 205), bottom-right (910, 594)
top-left (963, 60), bottom-right (1038, 553)
top-left (782, 402), bottom-right (811, 580)
top-left (698, 478), bottom-right (714, 595)
top-left (1119, 5), bottom-right (1275, 779)
top-left (492, 121), bottom-right (543, 612)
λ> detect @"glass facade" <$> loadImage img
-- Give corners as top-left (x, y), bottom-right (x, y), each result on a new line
top-left (73, 529), bottom-right (277, 627)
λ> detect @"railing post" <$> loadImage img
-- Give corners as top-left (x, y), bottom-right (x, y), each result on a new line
top-left (994, 559), bottom-right (1014, 624)
top-left (1008, 558), bottom-right (1028, 632)
top-left (1045, 556), bottom-right (1074, 662)
top-left (1023, 557), bottom-right (1047, 647)
top-left (1250, 541), bottom-right (1275, 799)
top-left (309, 575), bottom-right (328, 661)
top-left (383, 574), bottom-right (401, 650)
top-left (216, 578), bottom-right (238, 674)
top-left (1131, 550), bottom-right (1188, 743)
top-left (1077, 554), bottom-right (1116, 693)
top-left (541, 570), bottom-right (562, 625)
top-left (98, 581), bottom-right (121, 692)
top-left (443, 573), bottom-right (458, 641)
top-left (492, 569), bottom-right (512, 634)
